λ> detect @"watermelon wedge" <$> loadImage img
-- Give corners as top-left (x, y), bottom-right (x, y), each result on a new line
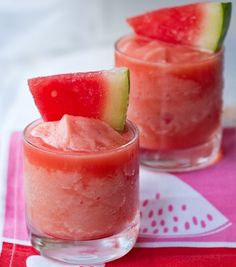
top-left (127, 2), bottom-right (232, 52)
top-left (28, 68), bottom-right (130, 131)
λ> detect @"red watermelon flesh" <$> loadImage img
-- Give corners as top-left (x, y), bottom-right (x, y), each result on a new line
top-left (127, 2), bottom-right (232, 52)
top-left (129, 4), bottom-right (203, 45)
top-left (28, 68), bottom-right (130, 131)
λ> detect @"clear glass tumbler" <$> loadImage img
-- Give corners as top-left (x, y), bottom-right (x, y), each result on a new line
top-left (115, 35), bottom-right (224, 172)
top-left (23, 119), bottom-right (139, 265)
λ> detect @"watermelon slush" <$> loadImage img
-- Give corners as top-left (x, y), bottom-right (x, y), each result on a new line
top-left (115, 35), bottom-right (223, 171)
top-left (23, 115), bottom-right (139, 264)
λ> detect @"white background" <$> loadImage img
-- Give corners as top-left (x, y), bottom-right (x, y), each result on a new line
top-left (0, 0), bottom-right (235, 133)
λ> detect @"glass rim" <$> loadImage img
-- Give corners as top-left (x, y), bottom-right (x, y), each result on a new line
top-left (23, 118), bottom-right (139, 157)
top-left (114, 34), bottom-right (224, 67)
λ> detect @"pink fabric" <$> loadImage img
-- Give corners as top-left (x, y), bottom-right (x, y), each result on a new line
top-left (175, 128), bottom-right (236, 243)
top-left (2, 132), bottom-right (28, 241)
top-left (138, 128), bottom-right (236, 244)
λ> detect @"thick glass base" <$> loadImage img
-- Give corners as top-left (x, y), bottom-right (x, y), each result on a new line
top-left (29, 216), bottom-right (139, 265)
top-left (140, 130), bottom-right (222, 172)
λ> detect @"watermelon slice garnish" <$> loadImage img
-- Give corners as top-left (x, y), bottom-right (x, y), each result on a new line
top-left (28, 68), bottom-right (130, 131)
top-left (127, 2), bottom-right (232, 52)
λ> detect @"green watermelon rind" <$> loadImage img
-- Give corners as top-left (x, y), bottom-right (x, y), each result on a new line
top-left (202, 2), bottom-right (232, 52)
top-left (102, 68), bottom-right (130, 131)
top-left (216, 2), bottom-right (232, 51)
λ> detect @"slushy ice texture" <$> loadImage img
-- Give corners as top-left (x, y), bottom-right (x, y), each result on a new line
top-left (115, 35), bottom-right (223, 151)
top-left (24, 115), bottom-right (139, 241)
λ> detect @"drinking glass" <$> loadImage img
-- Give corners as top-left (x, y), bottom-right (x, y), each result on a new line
top-left (115, 35), bottom-right (224, 171)
top-left (23, 119), bottom-right (139, 265)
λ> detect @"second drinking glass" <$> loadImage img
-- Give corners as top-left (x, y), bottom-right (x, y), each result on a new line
top-left (115, 35), bottom-right (224, 172)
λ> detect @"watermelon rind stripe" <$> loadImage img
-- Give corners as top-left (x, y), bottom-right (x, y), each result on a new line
top-left (197, 2), bottom-right (232, 52)
top-left (217, 2), bottom-right (232, 51)
top-left (102, 68), bottom-right (130, 131)
top-left (197, 3), bottom-right (223, 52)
